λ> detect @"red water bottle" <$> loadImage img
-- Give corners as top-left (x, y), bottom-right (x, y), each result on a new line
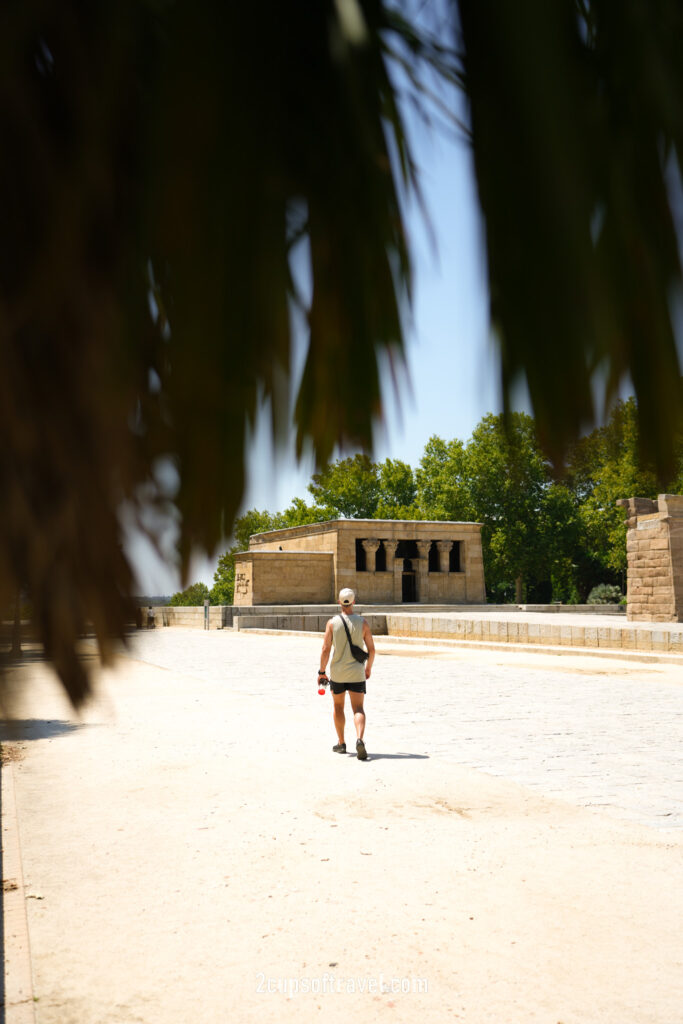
top-left (318, 671), bottom-right (328, 695)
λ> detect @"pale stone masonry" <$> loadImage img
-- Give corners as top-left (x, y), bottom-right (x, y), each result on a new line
top-left (617, 494), bottom-right (683, 622)
top-left (233, 519), bottom-right (486, 606)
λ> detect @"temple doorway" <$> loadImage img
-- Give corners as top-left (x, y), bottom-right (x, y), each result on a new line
top-left (402, 560), bottom-right (417, 602)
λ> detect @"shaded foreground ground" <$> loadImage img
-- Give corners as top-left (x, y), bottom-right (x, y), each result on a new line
top-left (2, 630), bottom-right (682, 1023)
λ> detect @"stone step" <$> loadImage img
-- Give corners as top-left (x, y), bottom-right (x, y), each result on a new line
top-left (240, 627), bottom-right (683, 666)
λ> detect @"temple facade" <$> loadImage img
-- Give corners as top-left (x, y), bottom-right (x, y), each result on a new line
top-left (232, 519), bottom-right (486, 606)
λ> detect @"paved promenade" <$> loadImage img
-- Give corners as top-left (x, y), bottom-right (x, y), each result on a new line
top-left (2, 629), bottom-right (682, 1023)
top-left (132, 628), bottom-right (683, 831)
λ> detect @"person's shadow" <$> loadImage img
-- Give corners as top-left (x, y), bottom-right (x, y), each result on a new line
top-left (0, 719), bottom-right (85, 742)
top-left (350, 752), bottom-right (429, 761)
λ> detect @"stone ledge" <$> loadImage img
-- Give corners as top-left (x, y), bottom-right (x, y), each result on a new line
top-left (237, 628), bottom-right (683, 666)
top-left (230, 611), bottom-right (683, 653)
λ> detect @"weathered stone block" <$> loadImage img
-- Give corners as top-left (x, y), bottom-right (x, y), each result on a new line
top-left (633, 630), bottom-right (652, 650)
top-left (651, 630), bottom-right (668, 650)
top-left (617, 497), bottom-right (657, 516)
top-left (571, 627), bottom-right (586, 646)
top-left (658, 494), bottom-right (683, 516)
top-left (584, 627), bottom-right (598, 647)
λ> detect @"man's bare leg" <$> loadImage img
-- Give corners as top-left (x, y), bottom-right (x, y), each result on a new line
top-left (349, 691), bottom-right (367, 759)
top-left (349, 691), bottom-right (365, 740)
top-left (333, 691), bottom-right (346, 745)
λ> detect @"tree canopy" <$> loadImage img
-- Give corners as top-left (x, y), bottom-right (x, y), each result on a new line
top-left (2, 1), bottom-right (682, 704)
top-left (307, 455), bottom-right (417, 519)
top-left (169, 582), bottom-right (210, 607)
top-left (1, 0), bottom-right (429, 702)
top-left (458, 0), bottom-right (683, 470)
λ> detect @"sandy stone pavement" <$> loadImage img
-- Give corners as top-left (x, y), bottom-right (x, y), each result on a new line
top-left (2, 629), bottom-right (682, 1024)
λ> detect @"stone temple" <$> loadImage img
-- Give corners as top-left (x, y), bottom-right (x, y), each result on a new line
top-left (233, 519), bottom-right (486, 606)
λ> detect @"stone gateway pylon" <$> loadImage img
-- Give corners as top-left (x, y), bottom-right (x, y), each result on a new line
top-left (617, 495), bottom-right (683, 622)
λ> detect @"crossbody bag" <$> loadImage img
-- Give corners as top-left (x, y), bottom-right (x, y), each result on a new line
top-left (339, 613), bottom-right (368, 665)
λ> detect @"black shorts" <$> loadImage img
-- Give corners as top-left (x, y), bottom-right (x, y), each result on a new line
top-left (330, 681), bottom-right (366, 695)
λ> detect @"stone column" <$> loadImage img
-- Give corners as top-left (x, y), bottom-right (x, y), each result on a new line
top-left (436, 540), bottom-right (453, 573)
top-left (416, 540), bottom-right (431, 603)
top-left (416, 540), bottom-right (431, 562)
top-left (361, 538), bottom-right (380, 572)
top-left (390, 541), bottom-right (403, 602)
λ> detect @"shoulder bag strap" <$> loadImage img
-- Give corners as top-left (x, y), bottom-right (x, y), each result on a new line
top-left (339, 613), bottom-right (354, 651)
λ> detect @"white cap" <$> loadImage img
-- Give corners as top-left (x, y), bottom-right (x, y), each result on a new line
top-left (339, 587), bottom-right (355, 606)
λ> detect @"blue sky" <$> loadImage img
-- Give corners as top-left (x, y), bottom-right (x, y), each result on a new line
top-left (241, 118), bottom-right (499, 512)
top-left (130, 104), bottom-right (514, 593)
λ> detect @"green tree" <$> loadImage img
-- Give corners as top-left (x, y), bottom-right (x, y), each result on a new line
top-left (464, 413), bottom-right (551, 602)
top-left (308, 455), bottom-right (380, 518)
top-left (231, 510), bottom-right (285, 552)
top-left (415, 436), bottom-right (473, 520)
top-left (210, 553), bottom-right (236, 607)
top-left (376, 459), bottom-right (417, 517)
top-left (279, 498), bottom-right (332, 529)
top-left (169, 582), bottom-right (210, 607)
top-left (566, 399), bottom-right (659, 590)
top-left (307, 454), bottom-right (419, 519)
top-left (536, 482), bottom-right (583, 604)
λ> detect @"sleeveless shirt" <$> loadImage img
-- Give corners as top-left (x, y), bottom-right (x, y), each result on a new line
top-left (329, 612), bottom-right (367, 684)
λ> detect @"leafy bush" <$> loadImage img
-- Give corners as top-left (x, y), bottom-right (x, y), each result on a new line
top-left (586, 583), bottom-right (623, 605)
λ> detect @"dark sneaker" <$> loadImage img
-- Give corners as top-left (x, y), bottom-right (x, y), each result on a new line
top-left (356, 739), bottom-right (367, 761)
top-left (332, 743), bottom-right (346, 754)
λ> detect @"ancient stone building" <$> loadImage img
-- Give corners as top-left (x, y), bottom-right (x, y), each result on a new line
top-left (232, 519), bottom-right (486, 606)
top-left (617, 494), bottom-right (683, 622)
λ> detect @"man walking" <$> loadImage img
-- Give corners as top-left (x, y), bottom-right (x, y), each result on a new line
top-left (319, 588), bottom-right (375, 760)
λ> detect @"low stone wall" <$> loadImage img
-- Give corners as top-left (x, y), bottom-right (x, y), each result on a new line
top-left (146, 606), bottom-right (232, 629)
top-left (234, 613), bottom-right (388, 635)
top-left (383, 614), bottom-right (683, 654)
top-left (141, 603), bottom-right (624, 632)
top-left (518, 604), bottom-right (625, 615)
